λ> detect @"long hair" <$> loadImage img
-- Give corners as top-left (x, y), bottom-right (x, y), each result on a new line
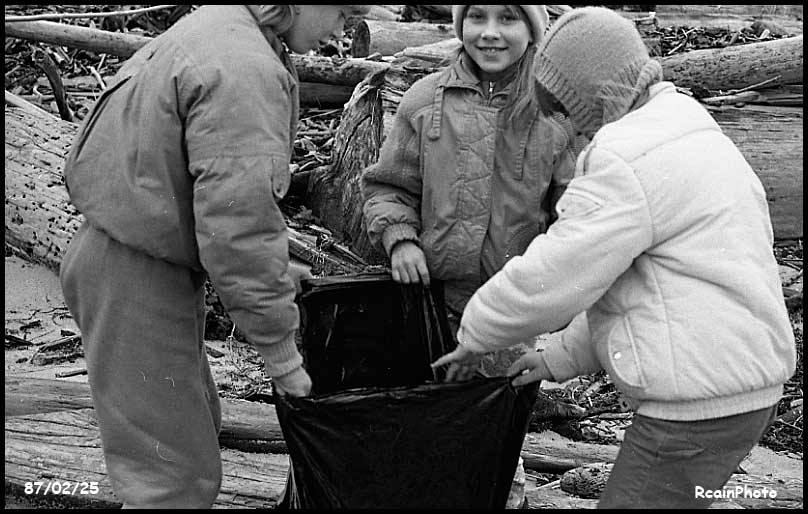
top-left (450, 44), bottom-right (539, 129)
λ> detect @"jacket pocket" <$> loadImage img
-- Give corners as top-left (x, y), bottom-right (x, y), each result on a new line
top-left (605, 317), bottom-right (648, 397)
top-left (68, 73), bottom-right (134, 162)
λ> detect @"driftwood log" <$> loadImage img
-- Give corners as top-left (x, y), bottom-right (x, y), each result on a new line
top-left (5, 408), bottom-right (290, 509)
top-left (351, 19), bottom-right (456, 58)
top-left (661, 34), bottom-right (803, 90)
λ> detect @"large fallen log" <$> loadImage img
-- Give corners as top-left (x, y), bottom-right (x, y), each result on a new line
top-left (4, 20), bottom-right (390, 88)
top-left (351, 19), bottom-right (456, 58)
top-left (4, 408), bottom-right (290, 509)
top-left (660, 34), bottom-right (803, 90)
top-left (652, 4), bottom-right (805, 35)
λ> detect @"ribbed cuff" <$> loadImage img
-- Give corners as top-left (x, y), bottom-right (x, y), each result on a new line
top-left (382, 224), bottom-right (420, 256)
top-left (537, 342), bottom-right (578, 383)
top-left (255, 332), bottom-right (304, 378)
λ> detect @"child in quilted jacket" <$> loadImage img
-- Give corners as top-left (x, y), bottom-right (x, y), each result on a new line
top-left (362, 5), bottom-right (579, 378)
top-left (433, 7), bottom-right (796, 509)
top-left (361, 6), bottom-right (581, 508)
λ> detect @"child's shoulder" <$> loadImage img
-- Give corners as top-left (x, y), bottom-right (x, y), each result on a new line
top-left (397, 68), bottom-right (451, 116)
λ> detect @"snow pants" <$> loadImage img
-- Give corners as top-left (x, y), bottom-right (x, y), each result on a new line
top-left (60, 222), bottom-right (223, 508)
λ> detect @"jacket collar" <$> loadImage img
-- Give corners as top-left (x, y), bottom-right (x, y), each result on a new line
top-left (445, 52), bottom-right (520, 94)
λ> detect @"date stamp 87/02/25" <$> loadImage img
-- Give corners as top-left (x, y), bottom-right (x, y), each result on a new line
top-left (24, 481), bottom-right (100, 496)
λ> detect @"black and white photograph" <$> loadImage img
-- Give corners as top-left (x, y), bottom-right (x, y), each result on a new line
top-left (5, 4), bottom-right (803, 509)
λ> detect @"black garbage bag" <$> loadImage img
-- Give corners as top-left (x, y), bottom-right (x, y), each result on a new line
top-left (296, 271), bottom-right (456, 393)
top-left (276, 378), bottom-right (539, 509)
top-left (276, 272), bottom-right (539, 508)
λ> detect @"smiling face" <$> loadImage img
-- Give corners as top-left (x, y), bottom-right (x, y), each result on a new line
top-left (281, 5), bottom-right (350, 54)
top-left (462, 5), bottom-right (531, 80)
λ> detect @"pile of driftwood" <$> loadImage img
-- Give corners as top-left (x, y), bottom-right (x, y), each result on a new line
top-left (5, 3), bottom-right (803, 349)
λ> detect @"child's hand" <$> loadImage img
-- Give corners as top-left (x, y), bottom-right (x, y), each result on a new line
top-left (273, 366), bottom-right (313, 397)
top-left (431, 343), bottom-right (483, 382)
top-left (390, 241), bottom-right (430, 285)
top-left (287, 260), bottom-right (313, 294)
top-left (507, 351), bottom-right (553, 387)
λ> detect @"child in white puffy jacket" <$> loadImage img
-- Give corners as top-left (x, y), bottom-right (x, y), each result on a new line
top-left (433, 7), bottom-right (796, 509)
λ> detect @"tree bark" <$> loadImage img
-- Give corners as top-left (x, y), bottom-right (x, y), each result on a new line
top-left (659, 34), bottom-right (803, 90)
top-left (305, 72), bottom-right (389, 264)
top-left (351, 19), bottom-right (456, 58)
top-left (4, 408), bottom-right (290, 509)
top-left (4, 20), bottom-right (390, 88)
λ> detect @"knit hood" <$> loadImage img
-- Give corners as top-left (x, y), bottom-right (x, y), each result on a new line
top-left (534, 6), bottom-right (663, 137)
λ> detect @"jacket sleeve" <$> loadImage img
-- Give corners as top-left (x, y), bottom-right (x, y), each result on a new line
top-left (361, 98), bottom-right (424, 256)
top-left (456, 146), bottom-right (654, 356)
top-left (183, 58), bottom-right (302, 378)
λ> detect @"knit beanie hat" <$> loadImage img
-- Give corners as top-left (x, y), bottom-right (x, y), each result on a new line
top-left (534, 6), bottom-right (663, 137)
top-left (453, 5), bottom-right (549, 43)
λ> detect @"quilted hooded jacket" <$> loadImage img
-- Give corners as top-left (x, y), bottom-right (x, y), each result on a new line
top-left (362, 53), bottom-right (579, 313)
